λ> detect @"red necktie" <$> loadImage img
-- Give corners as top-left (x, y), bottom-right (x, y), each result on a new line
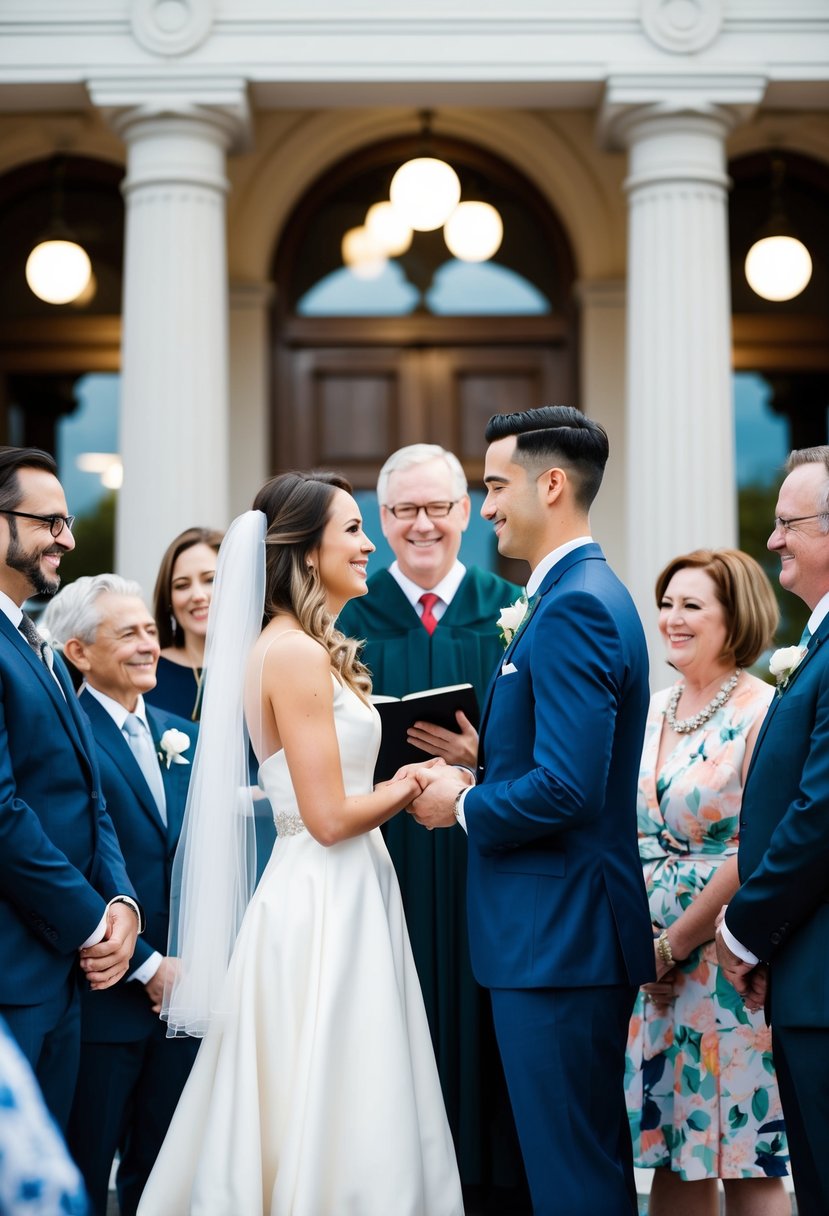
top-left (419, 593), bottom-right (440, 636)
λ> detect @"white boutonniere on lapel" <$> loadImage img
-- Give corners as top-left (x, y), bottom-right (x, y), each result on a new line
top-left (158, 728), bottom-right (191, 769)
top-left (496, 594), bottom-right (529, 648)
top-left (769, 644), bottom-right (808, 695)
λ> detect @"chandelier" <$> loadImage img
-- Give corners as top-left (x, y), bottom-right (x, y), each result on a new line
top-left (342, 114), bottom-right (503, 277)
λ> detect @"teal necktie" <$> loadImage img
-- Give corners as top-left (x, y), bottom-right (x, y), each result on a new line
top-left (799, 624), bottom-right (812, 648)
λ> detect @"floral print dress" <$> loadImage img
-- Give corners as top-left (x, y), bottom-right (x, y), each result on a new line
top-left (624, 678), bottom-right (789, 1180)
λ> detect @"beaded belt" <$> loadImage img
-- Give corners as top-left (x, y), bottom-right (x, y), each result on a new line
top-left (275, 812), bottom-right (306, 837)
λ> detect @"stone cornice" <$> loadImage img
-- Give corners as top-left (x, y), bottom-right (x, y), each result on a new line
top-left (0, 4), bottom-right (826, 101)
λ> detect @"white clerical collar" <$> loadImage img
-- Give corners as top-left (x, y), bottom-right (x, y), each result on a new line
top-left (84, 684), bottom-right (150, 733)
top-left (388, 560), bottom-right (466, 612)
top-left (807, 589), bottom-right (829, 637)
top-left (526, 537), bottom-right (593, 598)
top-left (0, 587), bottom-right (24, 627)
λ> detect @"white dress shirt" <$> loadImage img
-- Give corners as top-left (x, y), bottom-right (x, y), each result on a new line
top-left (388, 560), bottom-right (466, 622)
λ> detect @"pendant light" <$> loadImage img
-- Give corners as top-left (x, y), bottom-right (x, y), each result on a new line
top-left (389, 112), bottom-right (460, 232)
top-left (364, 201), bottom-right (413, 257)
top-left (444, 201), bottom-right (504, 262)
top-left (745, 156), bottom-right (812, 302)
top-left (25, 157), bottom-right (92, 305)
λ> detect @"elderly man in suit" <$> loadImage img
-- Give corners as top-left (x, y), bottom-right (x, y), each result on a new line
top-left (42, 575), bottom-right (200, 1216)
top-left (409, 407), bottom-right (654, 1215)
top-left (0, 447), bottom-right (139, 1131)
top-left (717, 446), bottom-right (829, 1216)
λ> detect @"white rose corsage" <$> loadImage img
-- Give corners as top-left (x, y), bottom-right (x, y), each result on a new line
top-left (497, 594), bottom-right (529, 648)
top-left (769, 644), bottom-right (808, 695)
top-left (158, 728), bottom-right (191, 768)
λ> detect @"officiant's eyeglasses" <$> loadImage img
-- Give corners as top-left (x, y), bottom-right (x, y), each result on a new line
top-left (772, 512), bottom-right (829, 534)
top-left (385, 501), bottom-right (459, 520)
top-left (0, 509), bottom-right (76, 537)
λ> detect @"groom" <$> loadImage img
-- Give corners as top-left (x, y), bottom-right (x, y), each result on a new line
top-left (409, 407), bottom-right (654, 1215)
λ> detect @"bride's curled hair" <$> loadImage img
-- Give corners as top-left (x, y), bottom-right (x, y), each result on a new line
top-left (252, 471), bottom-right (371, 698)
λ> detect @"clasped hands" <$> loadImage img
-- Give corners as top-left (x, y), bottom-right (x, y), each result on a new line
top-left (390, 758), bottom-right (474, 829)
top-left (714, 905), bottom-right (767, 1014)
top-left (78, 900), bottom-right (140, 991)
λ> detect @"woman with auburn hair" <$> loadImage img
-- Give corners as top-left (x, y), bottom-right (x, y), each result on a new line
top-left (625, 549), bottom-right (791, 1216)
top-left (146, 526), bottom-right (224, 721)
top-left (139, 472), bottom-right (462, 1216)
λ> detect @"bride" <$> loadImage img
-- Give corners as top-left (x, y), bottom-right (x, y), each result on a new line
top-left (138, 472), bottom-right (463, 1216)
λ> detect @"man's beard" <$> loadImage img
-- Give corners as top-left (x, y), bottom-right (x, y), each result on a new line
top-left (6, 521), bottom-right (62, 597)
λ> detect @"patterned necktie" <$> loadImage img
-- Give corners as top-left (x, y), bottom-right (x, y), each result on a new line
top-left (18, 613), bottom-right (52, 669)
top-left (122, 713), bottom-right (167, 825)
top-left (418, 592), bottom-right (440, 637)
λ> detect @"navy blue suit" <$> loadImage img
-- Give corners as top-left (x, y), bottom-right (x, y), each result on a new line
top-left (463, 544), bottom-right (653, 1214)
top-left (67, 692), bottom-right (199, 1216)
top-left (726, 617), bottom-right (829, 1215)
top-left (0, 612), bottom-right (135, 1129)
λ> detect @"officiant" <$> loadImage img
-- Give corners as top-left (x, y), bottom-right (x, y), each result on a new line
top-left (338, 443), bottom-right (528, 1211)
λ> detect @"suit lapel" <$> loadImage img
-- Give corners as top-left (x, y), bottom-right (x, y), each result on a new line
top-left (147, 707), bottom-right (189, 844)
top-left (751, 625), bottom-right (827, 758)
top-left (80, 691), bottom-right (167, 840)
top-left (0, 613), bottom-right (96, 778)
top-left (477, 543), bottom-right (605, 752)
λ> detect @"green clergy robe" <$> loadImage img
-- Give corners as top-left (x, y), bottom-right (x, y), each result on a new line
top-left (339, 565), bottom-right (527, 1194)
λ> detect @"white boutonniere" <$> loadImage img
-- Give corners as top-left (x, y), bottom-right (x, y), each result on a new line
top-left (158, 728), bottom-right (191, 768)
top-left (769, 644), bottom-right (808, 695)
top-left (497, 594), bottom-right (529, 648)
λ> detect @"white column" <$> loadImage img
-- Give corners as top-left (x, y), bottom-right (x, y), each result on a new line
top-left (617, 107), bottom-right (738, 671)
top-left (228, 280), bottom-right (274, 517)
top-left (104, 102), bottom-right (242, 594)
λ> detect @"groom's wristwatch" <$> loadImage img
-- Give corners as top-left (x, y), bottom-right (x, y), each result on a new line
top-left (452, 787), bottom-right (466, 824)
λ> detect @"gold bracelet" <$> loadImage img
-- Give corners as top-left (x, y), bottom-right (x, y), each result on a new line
top-left (656, 929), bottom-right (674, 969)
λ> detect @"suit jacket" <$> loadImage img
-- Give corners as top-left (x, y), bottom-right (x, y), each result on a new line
top-left (464, 543), bottom-right (654, 990)
top-left (77, 691), bottom-right (197, 1042)
top-left (0, 613), bottom-right (135, 1005)
top-left (726, 615), bottom-right (829, 1028)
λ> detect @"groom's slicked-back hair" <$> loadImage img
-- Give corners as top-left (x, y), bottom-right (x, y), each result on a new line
top-left (0, 446), bottom-right (57, 513)
top-left (484, 406), bottom-right (608, 511)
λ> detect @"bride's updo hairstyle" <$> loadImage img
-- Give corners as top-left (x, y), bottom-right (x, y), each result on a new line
top-left (252, 471), bottom-right (371, 697)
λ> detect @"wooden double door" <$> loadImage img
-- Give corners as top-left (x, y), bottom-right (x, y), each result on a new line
top-left (274, 316), bottom-right (575, 489)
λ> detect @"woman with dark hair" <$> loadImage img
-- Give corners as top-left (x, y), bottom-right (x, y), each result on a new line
top-left (625, 549), bottom-right (790, 1216)
top-left (138, 472), bottom-right (462, 1216)
top-left (146, 527), bottom-right (224, 721)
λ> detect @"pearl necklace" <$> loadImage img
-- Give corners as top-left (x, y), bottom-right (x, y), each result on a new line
top-left (666, 670), bottom-right (742, 734)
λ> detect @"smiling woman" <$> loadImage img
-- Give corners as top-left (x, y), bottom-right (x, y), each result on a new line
top-left (146, 526), bottom-right (224, 722)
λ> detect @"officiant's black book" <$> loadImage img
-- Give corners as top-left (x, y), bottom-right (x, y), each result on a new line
top-left (372, 683), bottom-right (479, 783)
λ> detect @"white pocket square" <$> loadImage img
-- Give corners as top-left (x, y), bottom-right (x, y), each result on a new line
top-left (501, 661), bottom-right (518, 676)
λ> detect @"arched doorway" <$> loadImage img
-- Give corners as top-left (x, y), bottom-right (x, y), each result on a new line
top-left (271, 134), bottom-right (578, 489)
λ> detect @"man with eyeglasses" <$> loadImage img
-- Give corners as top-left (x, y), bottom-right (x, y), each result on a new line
top-left (717, 446), bottom-right (829, 1216)
top-left (338, 443), bottom-right (528, 1211)
top-left (0, 446), bottom-right (140, 1133)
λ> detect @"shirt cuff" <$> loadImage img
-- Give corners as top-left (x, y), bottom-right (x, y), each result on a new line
top-left (80, 911), bottom-right (108, 950)
top-left (719, 917), bottom-right (760, 966)
top-left (454, 785), bottom-right (471, 834)
top-left (129, 951), bottom-right (163, 985)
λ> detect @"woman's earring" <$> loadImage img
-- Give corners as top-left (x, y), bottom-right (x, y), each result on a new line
top-left (169, 612), bottom-right (177, 637)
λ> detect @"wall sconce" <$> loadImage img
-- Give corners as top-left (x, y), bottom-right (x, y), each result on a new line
top-left (25, 157), bottom-right (92, 306)
top-left (745, 156), bottom-right (813, 302)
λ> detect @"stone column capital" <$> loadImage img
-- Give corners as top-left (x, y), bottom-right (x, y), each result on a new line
top-left (88, 76), bottom-right (251, 154)
top-left (598, 73), bottom-right (767, 154)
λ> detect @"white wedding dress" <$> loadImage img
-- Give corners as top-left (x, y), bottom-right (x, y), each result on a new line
top-left (138, 679), bottom-right (463, 1216)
